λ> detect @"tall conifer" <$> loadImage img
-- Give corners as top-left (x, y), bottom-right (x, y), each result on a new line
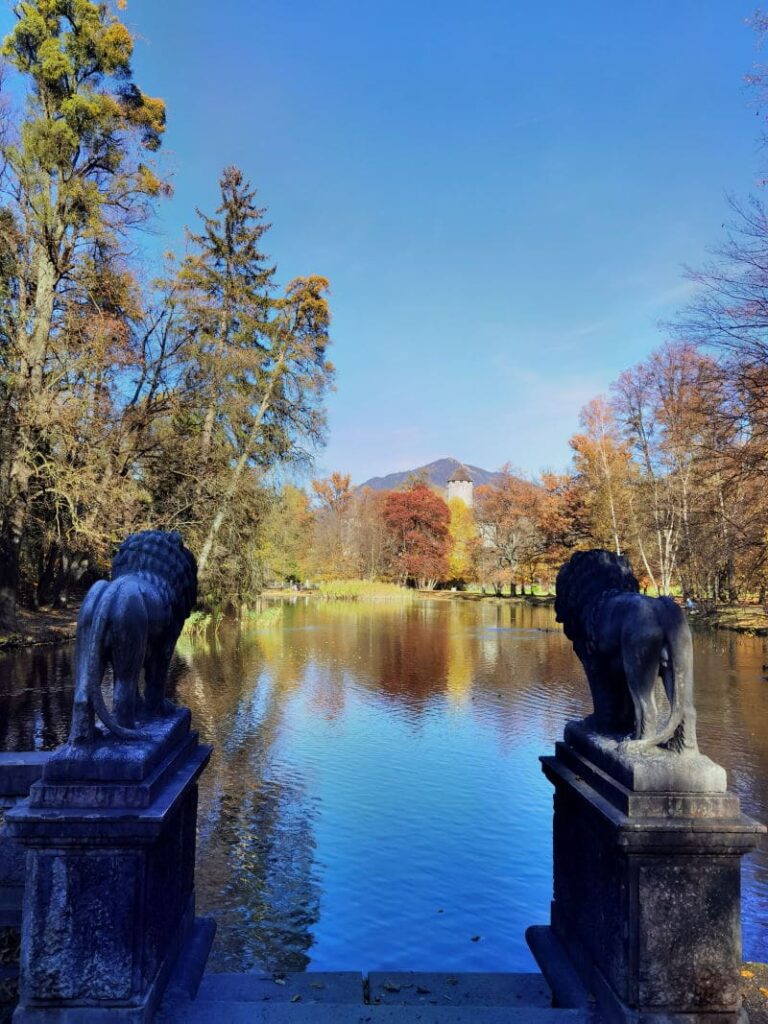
top-left (175, 167), bottom-right (334, 580)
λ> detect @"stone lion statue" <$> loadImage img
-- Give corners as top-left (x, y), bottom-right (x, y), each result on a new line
top-left (555, 549), bottom-right (697, 753)
top-left (69, 531), bottom-right (197, 744)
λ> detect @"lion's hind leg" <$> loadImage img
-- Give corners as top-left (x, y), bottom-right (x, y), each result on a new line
top-left (69, 580), bottom-right (110, 745)
top-left (109, 586), bottom-right (148, 730)
top-left (622, 629), bottom-right (663, 743)
top-left (143, 639), bottom-right (175, 716)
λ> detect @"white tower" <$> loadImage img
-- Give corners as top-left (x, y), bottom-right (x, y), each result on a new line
top-left (447, 465), bottom-right (474, 507)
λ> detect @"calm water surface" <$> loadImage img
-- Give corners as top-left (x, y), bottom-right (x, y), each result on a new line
top-left (1, 599), bottom-right (767, 972)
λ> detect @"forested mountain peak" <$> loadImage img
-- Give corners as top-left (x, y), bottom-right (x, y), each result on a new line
top-left (359, 458), bottom-right (503, 492)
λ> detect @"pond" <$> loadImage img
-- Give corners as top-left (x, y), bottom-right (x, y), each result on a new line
top-left (1, 598), bottom-right (767, 973)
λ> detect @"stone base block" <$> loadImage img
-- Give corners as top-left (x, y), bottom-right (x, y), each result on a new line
top-left (528, 727), bottom-right (765, 1024)
top-left (0, 754), bottom-right (51, 1021)
top-left (6, 710), bottom-right (212, 1023)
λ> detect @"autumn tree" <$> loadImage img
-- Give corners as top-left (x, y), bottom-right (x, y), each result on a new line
top-left (173, 167), bottom-right (334, 586)
top-left (0, 0), bottom-right (167, 607)
top-left (612, 343), bottom-right (721, 596)
top-left (447, 497), bottom-right (477, 582)
top-left (474, 469), bottom-right (543, 596)
top-left (382, 483), bottom-right (450, 589)
top-left (257, 485), bottom-right (314, 585)
top-left (569, 398), bottom-right (634, 557)
top-left (535, 471), bottom-right (589, 584)
top-left (351, 487), bottom-right (392, 580)
top-left (312, 472), bottom-right (353, 513)
top-left (310, 471), bottom-right (356, 578)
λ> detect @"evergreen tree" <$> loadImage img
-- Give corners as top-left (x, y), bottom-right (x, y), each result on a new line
top-left (177, 166), bottom-right (275, 479)
top-left (174, 167), bottom-right (334, 583)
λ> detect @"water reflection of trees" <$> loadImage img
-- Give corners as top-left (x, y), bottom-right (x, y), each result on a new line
top-left (175, 626), bottom-right (320, 972)
top-left (0, 645), bottom-right (73, 751)
top-left (5, 602), bottom-right (768, 967)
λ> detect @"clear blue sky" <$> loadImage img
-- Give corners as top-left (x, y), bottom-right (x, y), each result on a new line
top-left (5, 1), bottom-right (762, 482)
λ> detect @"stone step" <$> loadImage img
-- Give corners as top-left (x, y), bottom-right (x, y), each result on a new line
top-left (160, 1002), bottom-right (586, 1024)
top-left (368, 971), bottom-right (552, 1007)
top-left (195, 971), bottom-right (553, 1008)
top-left (196, 971), bottom-right (364, 1004)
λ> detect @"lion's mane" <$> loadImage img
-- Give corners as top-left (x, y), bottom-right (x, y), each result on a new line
top-left (555, 549), bottom-right (639, 645)
top-left (111, 530), bottom-right (197, 632)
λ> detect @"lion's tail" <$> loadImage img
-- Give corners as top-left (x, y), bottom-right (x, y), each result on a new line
top-left (649, 596), bottom-right (694, 750)
top-left (78, 579), bottom-right (140, 741)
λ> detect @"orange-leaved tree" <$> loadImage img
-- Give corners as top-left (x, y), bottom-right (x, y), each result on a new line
top-left (310, 472), bottom-right (355, 578)
top-left (382, 483), bottom-right (450, 589)
top-left (474, 468), bottom-right (543, 596)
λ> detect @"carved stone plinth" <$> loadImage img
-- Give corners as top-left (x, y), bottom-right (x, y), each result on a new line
top-left (527, 723), bottom-right (766, 1024)
top-left (0, 755), bottom-right (51, 1014)
top-left (5, 709), bottom-right (214, 1023)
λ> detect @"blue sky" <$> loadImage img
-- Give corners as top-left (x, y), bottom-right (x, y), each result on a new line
top-left (4, 1), bottom-right (762, 482)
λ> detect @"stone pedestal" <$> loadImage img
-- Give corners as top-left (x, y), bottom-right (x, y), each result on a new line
top-left (0, 755), bottom-right (51, 1013)
top-left (5, 709), bottom-right (214, 1023)
top-left (527, 722), bottom-right (766, 1024)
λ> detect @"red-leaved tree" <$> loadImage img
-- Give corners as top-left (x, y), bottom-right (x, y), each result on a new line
top-left (383, 483), bottom-right (450, 589)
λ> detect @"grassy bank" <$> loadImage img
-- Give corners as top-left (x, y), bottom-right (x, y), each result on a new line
top-left (181, 603), bottom-right (284, 638)
top-left (692, 605), bottom-right (768, 637)
top-left (317, 580), bottom-right (415, 602)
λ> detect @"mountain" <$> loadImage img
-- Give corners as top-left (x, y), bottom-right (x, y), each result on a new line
top-left (358, 458), bottom-right (504, 492)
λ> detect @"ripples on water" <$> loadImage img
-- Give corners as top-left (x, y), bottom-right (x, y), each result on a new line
top-left (1, 599), bottom-right (767, 971)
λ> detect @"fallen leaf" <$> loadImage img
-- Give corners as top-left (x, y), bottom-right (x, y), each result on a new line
top-left (742, 971), bottom-right (755, 979)
top-left (759, 988), bottom-right (768, 999)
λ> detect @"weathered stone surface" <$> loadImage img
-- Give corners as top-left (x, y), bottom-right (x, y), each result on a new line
top-left (41, 708), bottom-right (192, 787)
top-left (636, 860), bottom-right (739, 1010)
top-left (24, 852), bottom-right (137, 1001)
top-left (563, 722), bottom-right (726, 794)
top-left (555, 550), bottom-right (697, 755)
top-left (368, 972), bottom-right (552, 1007)
top-left (0, 753), bottom-right (50, 1021)
top-left (68, 531), bottom-right (197, 745)
top-left (195, 972), bottom-right (365, 1004)
top-left (158, 970), bottom-right (582, 1024)
top-left (0, 757), bottom-right (51, 800)
top-left (7, 713), bottom-right (213, 1023)
top-left (528, 729), bottom-right (765, 1024)
top-left (159, 1003), bottom-right (587, 1024)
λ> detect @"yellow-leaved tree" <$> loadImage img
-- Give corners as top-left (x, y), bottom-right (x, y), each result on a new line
top-left (447, 497), bottom-right (477, 582)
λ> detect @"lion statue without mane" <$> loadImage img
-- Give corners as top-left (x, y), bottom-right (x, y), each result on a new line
top-left (555, 549), bottom-right (697, 753)
top-left (69, 531), bottom-right (197, 744)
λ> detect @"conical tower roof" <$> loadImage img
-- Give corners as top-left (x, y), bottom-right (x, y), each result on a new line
top-left (447, 464), bottom-right (473, 483)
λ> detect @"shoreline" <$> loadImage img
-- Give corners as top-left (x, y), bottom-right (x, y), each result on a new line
top-left (0, 606), bottom-right (79, 651)
top-left (690, 606), bottom-right (768, 637)
top-left (3, 593), bottom-right (768, 651)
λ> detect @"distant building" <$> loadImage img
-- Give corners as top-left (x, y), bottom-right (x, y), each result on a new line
top-left (447, 465), bottom-right (474, 507)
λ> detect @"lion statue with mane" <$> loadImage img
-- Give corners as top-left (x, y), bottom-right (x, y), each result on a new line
top-left (555, 549), bottom-right (697, 753)
top-left (69, 531), bottom-right (197, 745)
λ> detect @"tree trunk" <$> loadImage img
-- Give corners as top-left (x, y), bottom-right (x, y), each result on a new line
top-left (1, 245), bottom-right (58, 600)
top-left (197, 354), bottom-right (284, 577)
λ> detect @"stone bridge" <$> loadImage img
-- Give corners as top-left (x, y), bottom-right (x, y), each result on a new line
top-left (0, 541), bottom-right (764, 1023)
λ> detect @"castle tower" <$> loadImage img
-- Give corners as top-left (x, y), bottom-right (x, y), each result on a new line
top-left (447, 465), bottom-right (474, 507)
